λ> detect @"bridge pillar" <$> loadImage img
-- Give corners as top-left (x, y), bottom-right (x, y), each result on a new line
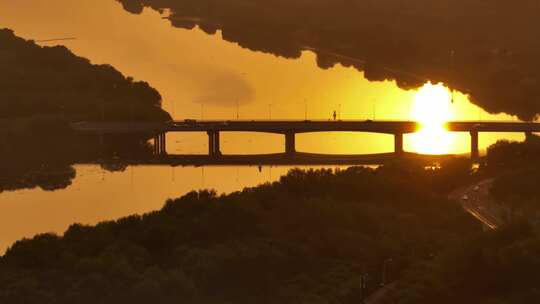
top-left (160, 133), bottom-right (167, 155)
top-left (153, 134), bottom-right (159, 155)
top-left (285, 132), bottom-right (296, 155)
top-left (470, 131), bottom-right (479, 160)
top-left (208, 131), bottom-right (215, 156)
top-left (214, 131), bottom-right (221, 156)
top-left (394, 132), bottom-right (404, 155)
top-left (207, 131), bottom-right (221, 157)
top-left (154, 133), bottom-right (167, 155)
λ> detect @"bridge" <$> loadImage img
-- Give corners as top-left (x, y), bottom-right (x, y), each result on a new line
top-left (72, 120), bottom-right (540, 161)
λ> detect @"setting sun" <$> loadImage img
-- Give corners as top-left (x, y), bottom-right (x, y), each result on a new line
top-left (409, 83), bottom-right (457, 154)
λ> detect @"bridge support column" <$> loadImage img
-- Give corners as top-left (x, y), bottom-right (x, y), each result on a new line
top-left (394, 132), bottom-right (404, 155)
top-left (207, 131), bottom-right (221, 157)
top-left (470, 131), bottom-right (479, 160)
top-left (161, 133), bottom-right (167, 155)
top-left (214, 131), bottom-right (221, 156)
top-left (285, 132), bottom-right (296, 155)
top-left (153, 135), bottom-right (159, 155)
top-left (208, 131), bottom-right (215, 157)
top-left (154, 133), bottom-right (167, 155)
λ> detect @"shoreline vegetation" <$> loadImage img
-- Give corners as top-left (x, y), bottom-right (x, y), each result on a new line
top-left (3, 19), bottom-right (540, 302)
top-left (387, 137), bottom-right (540, 303)
top-left (1, 138), bottom-right (540, 303)
top-left (0, 163), bottom-right (480, 303)
top-left (0, 28), bottom-right (170, 192)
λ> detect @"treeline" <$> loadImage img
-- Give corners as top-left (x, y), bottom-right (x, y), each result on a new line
top-left (386, 137), bottom-right (540, 303)
top-left (0, 115), bottom-right (150, 193)
top-left (0, 164), bottom-right (478, 303)
top-left (0, 28), bottom-right (170, 121)
top-left (117, 0), bottom-right (540, 120)
top-left (389, 220), bottom-right (540, 304)
top-left (0, 28), bottom-right (170, 192)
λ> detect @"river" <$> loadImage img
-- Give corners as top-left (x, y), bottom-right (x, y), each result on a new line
top-left (0, 0), bottom-right (524, 253)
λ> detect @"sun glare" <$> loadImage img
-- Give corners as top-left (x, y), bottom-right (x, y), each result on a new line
top-left (409, 83), bottom-right (456, 154)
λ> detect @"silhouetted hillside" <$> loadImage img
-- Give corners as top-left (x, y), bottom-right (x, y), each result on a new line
top-left (0, 166), bottom-right (478, 304)
top-left (0, 28), bottom-right (170, 121)
top-left (117, 0), bottom-right (540, 120)
top-left (0, 28), bottom-right (169, 192)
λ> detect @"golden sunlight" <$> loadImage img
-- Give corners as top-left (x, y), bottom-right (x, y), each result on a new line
top-left (409, 83), bottom-right (457, 154)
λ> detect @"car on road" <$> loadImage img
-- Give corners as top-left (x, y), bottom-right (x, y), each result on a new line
top-left (461, 195), bottom-right (469, 201)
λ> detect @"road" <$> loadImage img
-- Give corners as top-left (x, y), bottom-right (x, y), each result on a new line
top-left (71, 120), bottom-right (540, 134)
top-left (448, 178), bottom-right (504, 230)
top-left (365, 178), bottom-right (505, 304)
top-left (72, 120), bottom-right (420, 134)
top-left (365, 282), bottom-right (397, 304)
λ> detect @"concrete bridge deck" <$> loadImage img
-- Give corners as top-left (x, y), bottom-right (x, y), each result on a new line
top-left (72, 120), bottom-right (540, 134)
top-left (71, 119), bottom-right (539, 160)
top-left (72, 120), bottom-right (420, 134)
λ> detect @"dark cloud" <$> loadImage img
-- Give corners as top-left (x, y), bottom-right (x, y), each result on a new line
top-left (117, 0), bottom-right (540, 120)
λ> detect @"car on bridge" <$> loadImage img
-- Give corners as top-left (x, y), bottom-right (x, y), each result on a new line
top-left (473, 123), bottom-right (484, 129)
top-left (166, 120), bottom-right (188, 127)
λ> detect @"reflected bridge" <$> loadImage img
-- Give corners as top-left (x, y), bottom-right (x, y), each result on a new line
top-left (72, 120), bottom-right (540, 161)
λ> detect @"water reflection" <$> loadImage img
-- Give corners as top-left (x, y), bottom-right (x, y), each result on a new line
top-left (113, 0), bottom-right (540, 120)
top-left (0, 0), bottom-right (524, 156)
top-left (0, 165), bottom-right (340, 253)
top-left (0, 0), bottom-right (529, 253)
